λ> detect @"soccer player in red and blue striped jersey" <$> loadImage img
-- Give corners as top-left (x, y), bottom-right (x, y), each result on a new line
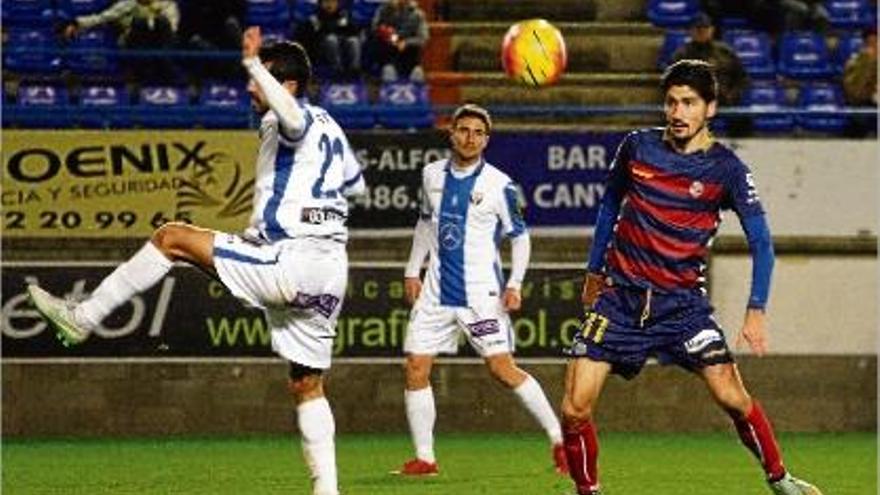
top-left (560, 60), bottom-right (821, 495)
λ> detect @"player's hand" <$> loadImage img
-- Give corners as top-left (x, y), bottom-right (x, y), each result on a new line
top-left (242, 26), bottom-right (262, 60)
top-left (503, 287), bottom-right (522, 312)
top-left (581, 272), bottom-right (605, 307)
top-left (63, 22), bottom-right (79, 39)
top-left (735, 308), bottom-right (768, 357)
top-left (404, 277), bottom-right (422, 306)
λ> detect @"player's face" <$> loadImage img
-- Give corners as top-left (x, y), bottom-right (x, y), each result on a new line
top-left (664, 84), bottom-right (717, 143)
top-left (450, 116), bottom-right (489, 165)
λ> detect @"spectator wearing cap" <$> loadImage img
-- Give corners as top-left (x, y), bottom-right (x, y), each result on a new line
top-left (671, 13), bottom-right (750, 107)
top-left (843, 27), bottom-right (878, 136)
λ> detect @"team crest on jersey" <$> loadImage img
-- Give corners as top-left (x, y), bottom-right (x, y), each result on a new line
top-left (470, 191), bottom-right (484, 205)
top-left (688, 181), bottom-right (705, 198)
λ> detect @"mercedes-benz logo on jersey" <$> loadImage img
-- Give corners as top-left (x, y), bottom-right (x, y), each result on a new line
top-left (689, 180), bottom-right (705, 198)
top-left (439, 222), bottom-right (463, 250)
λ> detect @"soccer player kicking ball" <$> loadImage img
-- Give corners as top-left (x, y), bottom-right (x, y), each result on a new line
top-left (27, 27), bottom-right (365, 495)
top-left (560, 60), bottom-right (821, 495)
top-left (393, 104), bottom-right (568, 477)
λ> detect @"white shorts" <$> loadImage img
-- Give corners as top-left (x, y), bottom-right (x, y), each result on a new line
top-left (403, 297), bottom-right (515, 357)
top-left (213, 234), bottom-right (347, 370)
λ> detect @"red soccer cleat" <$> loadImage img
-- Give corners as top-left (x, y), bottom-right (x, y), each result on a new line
top-left (391, 458), bottom-right (439, 476)
top-left (553, 443), bottom-right (569, 474)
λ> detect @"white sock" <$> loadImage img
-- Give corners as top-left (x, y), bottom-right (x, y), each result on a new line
top-left (513, 374), bottom-right (563, 445)
top-left (75, 242), bottom-right (173, 329)
top-left (297, 398), bottom-right (338, 495)
top-left (405, 387), bottom-right (436, 463)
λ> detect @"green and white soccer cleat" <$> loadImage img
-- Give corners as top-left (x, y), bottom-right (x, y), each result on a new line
top-left (770, 473), bottom-right (823, 495)
top-left (27, 284), bottom-right (91, 346)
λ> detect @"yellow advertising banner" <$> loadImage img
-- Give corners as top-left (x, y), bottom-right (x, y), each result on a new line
top-left (2, 130), bottom-right (259, 238)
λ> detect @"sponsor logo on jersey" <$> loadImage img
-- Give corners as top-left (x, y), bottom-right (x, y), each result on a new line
top-left (684, 328), bottom-right (723, 353)
top-left (439, 222), bottom-right (463, 250)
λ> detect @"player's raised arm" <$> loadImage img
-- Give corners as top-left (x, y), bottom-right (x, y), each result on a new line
top-left (241, 27), bottom-right (308, 137)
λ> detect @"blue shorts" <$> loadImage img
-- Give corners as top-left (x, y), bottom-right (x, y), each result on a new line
top-left (565, 282), bottom-right (734, 379)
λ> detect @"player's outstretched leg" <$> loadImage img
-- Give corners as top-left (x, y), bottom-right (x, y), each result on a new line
top-left (485, 353), bottom-right (567, 474)
top-left (27, 240), bottom-right (174, 346)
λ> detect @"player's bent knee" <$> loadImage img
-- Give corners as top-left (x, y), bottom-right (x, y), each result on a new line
top-left (287, 362), bottom-right (324, 402)
top-left (151, 222), bottom-right (191, 258)
top-left (561, 397), bottom-right (594, 424)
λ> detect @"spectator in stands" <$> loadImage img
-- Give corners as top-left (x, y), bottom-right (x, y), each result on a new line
top-left (747, 0), bottom-right (829, 35)
top-left (62, 0), bottom-right (180, 82)
top-left (843, 27), bottom-right (878, 136)
top-left (178, 0), bottom-right (244, 78)
top-left (296, 0), bottom-right (363, 80)
top-left (369, 0), bottom-right (429, 82)
top-left (672, 13), bottom-right (749, 107)
top-left (672, 13), bottom-right (751, 135)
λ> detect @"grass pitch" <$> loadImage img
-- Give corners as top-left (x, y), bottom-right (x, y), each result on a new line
top-left (3, 432), bottom-right (875, 494)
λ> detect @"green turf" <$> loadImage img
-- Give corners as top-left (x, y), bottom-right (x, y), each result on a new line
top-left (2, 432), bottom-right (875, 494)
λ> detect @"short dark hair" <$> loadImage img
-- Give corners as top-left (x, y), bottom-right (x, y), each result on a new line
top-left (451, 103), bottom-right (492, 133)
top-left (661, 59), bottom-right (718, 103)
top-left (259, 41), bottom-right (312, 97)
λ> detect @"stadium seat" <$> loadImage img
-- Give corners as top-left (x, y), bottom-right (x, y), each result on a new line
top-left (199, 82), bottom-right (250, 128)
top-left (742, 81), bottom-right (795, 133)
top-left (657, 30), bottom-right (690, 70)
top-left (777, 31), bottom-right (834, 80)
top-left (646, 0), bottom-right (700, 28)
top-left (3, 28), bottom-right (63, 74)
top-left (375, 81), bottom-right (434, 129)
top-left (831, 31), bottom-right (864, 74)
top-left (825, 0), bottom-right (874, 29)
top-left (1, 0), bottom-right (56, 27)
top-left (9, 83), bottom-right (71, 128)
top-left (319, 82), bottom-right (376, 129)
top-left (245, 0), bottom-right (291, 29)
top-left (66, 28), bottom-right (119, 77)
top-left (351, 0), bottom-right (386, 26)
top-left (291, 0), bottom-right (318, 23)
top-left (719, 16), bottom-right (750, 29)
top-left (723, 30), bottom-right (776, 79)
top-left (796, 82), bottom-right (847, 133)
top-left (57, 0), bottom-right (111, 17)
top-left (78, 85), bottom-right (131, 128)
top-left (261, 27), bottom-right (291, 45)
top-left (135, 86), bottom-right (193, 128)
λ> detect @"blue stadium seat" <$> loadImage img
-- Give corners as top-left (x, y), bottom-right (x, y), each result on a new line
top-left (742, 81), bottom-right (795, 133)
top-left (646, 0), bottom-right (700, 28)
top-left (292, 0), bottom-right (318, 23)
top-left (245, 0), bottom-right (291, 29)
top-left (719, 16), bottom-right (750, 29)
top-left (2, 0), bottom-right (56, 27)
top-left (57, 0), bottom-right (112, 17)
top-left (79, 84), bottom-right (131, 128)
top-left (825, 0), bottom-right (874, 29)
top-left (796, 82), bottom-right (847, 133)
top-left (135, 86), bottom-right (192, 128)
top-left (831, 31), bottom-right (864, 74)
top-left (3, 28), bottom-right (62, 74)
top-left (66, 28), bottom-right (119, 77)
top-left (778, 31), bottom-right (834, 80)
top-left (723, 30), bottom-right (776, 79)
top-left (351, 0), bottom-right (386, 27)
top-left (320, 82), bottom-right (376, 129)
top-left (9, 83), bottom-right (70, 128)
top-left (657, 30), bottom-right (690, 70)
top-left (199, 82), bottom-right (250, 128)
top-left (262, 27), bottom-right (291, 45)
top-left (375, 81), bottom-right (434, 129)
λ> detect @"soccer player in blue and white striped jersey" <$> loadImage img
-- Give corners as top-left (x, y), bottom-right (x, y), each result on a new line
top-left (393, 104), bottom-right (568, 477)
top-left (27, 27), bottom-right (364, 495)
